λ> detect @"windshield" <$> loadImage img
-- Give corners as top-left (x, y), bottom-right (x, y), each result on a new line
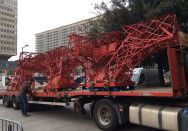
top-left (131, 74), bottom-right (139, 82)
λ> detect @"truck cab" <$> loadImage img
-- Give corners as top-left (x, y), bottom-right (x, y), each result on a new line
top-left (131, 68), bottom-right (144, 86)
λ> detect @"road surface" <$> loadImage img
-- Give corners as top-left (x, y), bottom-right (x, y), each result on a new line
top-left (0, 99), bottom-right (161, 131)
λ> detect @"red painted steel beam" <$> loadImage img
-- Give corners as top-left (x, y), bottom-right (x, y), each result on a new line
top-left (32, 90), bottom-right (173, 98)
top-left (168, 48), bottom-right (188, 96)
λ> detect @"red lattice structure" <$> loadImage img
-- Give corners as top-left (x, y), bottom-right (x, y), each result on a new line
top-left (94, 13), bottom-right (179, 83)
top-left (7, 52), bottom-right (46, 91)
top-left (6, 46), bottom-right (77, 91)
top-left (69, 13), bottom-right (179, 86)
top-left (7, 13), bottom-right (180, 92)
top-left (67, 31), bottom-right (123, 81)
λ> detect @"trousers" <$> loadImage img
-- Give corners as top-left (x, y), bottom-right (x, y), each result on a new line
top-left (18, 93), bottom-right (28, 115)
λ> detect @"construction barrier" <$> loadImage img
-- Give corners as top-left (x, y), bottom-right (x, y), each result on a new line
top-left (0, 117), bottom-right (23, 131)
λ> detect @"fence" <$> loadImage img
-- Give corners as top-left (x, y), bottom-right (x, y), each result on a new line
top-left (0, 117), bottom-right (23, 131)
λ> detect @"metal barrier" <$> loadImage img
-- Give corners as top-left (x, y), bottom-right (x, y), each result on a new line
top-left (0, 117), bottom-right (23, 131)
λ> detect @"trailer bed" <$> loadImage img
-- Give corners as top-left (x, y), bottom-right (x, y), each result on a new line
top-left (0, 86), bottom-right (173, 98)
top-left (68, 87), bottom-right (173, 97)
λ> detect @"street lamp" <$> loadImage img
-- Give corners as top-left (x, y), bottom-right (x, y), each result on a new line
top-left (21, 44), bottom-right (29, 52)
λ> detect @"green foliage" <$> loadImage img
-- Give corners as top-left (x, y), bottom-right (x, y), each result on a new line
top-left (90, 0), bottom-right (188, 33)
top-left (129, 0), bottom-right (188, 33)
top-left (90, 0), bottom-right (136, 32)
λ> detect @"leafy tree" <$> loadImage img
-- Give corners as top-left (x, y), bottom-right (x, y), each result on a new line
top-left (128, 0), bottom-right (188, 32)
top-left (91, 0), bottom-right (188, 32)
top-left (90, 0), bottom-right (135, 33)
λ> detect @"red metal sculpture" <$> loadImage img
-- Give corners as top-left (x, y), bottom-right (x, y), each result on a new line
top-left (7, 13), bottom-right (179, 92)
top-left (95, 13), bottom-right (179, 83)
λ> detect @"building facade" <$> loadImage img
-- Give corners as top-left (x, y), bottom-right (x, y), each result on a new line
top-left (35, 16), bottom-right (99, 53)
top-left (0, 0), bottom-right (17, 60)
top-left (0, 60), bottom-right (18, 76)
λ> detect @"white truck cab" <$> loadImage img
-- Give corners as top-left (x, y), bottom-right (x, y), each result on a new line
top-left (131, 68), bottom-right (144, 85)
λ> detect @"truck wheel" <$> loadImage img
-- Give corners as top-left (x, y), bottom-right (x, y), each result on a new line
top-left (12, 96), bottom-right (19, 110)
top-left (3, 95), bottom-right (11, 108)
top-left (93, 99), bottom-right (118, 131)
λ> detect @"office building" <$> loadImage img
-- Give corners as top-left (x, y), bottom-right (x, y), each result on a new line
top-left (35, 16), bottom-right (100, 53)
top-left (0, 0), bottom-right (17, 60)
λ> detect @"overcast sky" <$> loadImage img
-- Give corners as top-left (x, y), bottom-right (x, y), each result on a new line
top-left (9, 0), bottom-right (109, 61)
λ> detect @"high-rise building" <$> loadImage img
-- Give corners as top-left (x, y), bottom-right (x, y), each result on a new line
top-left (0, 0), bottom-right (17, 60)
top-left (35, 16), bottom-right (99, 53)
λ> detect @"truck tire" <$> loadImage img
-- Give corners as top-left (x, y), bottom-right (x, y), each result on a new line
top-left (3, 95), bottom-right (11, 108)
top-left (12, 96), bottom-right (19, 110)
top-left (93, 99), bottom-right (118, 131)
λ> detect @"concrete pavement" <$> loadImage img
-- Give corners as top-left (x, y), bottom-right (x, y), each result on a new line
top-left (0, 99), bottom-right (161, 131)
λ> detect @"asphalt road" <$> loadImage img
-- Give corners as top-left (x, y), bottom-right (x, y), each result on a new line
top-left (0, 99), bottom-right (161, 131)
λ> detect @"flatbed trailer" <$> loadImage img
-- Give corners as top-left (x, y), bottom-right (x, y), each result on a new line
top-left (1, 14), bottom-right (188, 131)
top-left (0, 87), bottom-right (173, 98)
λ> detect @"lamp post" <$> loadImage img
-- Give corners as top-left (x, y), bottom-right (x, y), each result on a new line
top-left (21, 44), bottom-right (29, 52)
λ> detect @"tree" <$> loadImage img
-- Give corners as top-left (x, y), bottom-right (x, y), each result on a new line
top-left (90, 0), bottom-right (136, 33)
top-left (91, 0), bottom-right (188, 32)
top-left (128, 0), bottom-right (188, 32)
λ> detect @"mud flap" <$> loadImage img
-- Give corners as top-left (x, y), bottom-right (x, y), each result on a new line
top-left (114, 104), bottom-right (129, 124)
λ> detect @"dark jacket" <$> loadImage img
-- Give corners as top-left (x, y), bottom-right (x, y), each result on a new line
top-left (20, 81), bottom-right (32, 96)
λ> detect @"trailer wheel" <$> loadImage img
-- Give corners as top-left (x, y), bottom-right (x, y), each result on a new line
top-left (3, 95), bottom-right (11, 108)
top-left (93, 99), bottom-right (118, 131)
top-left (12, 96), bottom-right (19, 110)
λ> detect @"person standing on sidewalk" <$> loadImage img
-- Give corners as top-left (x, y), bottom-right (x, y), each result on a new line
top-left (19, 78), bottom-right (34, 117)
